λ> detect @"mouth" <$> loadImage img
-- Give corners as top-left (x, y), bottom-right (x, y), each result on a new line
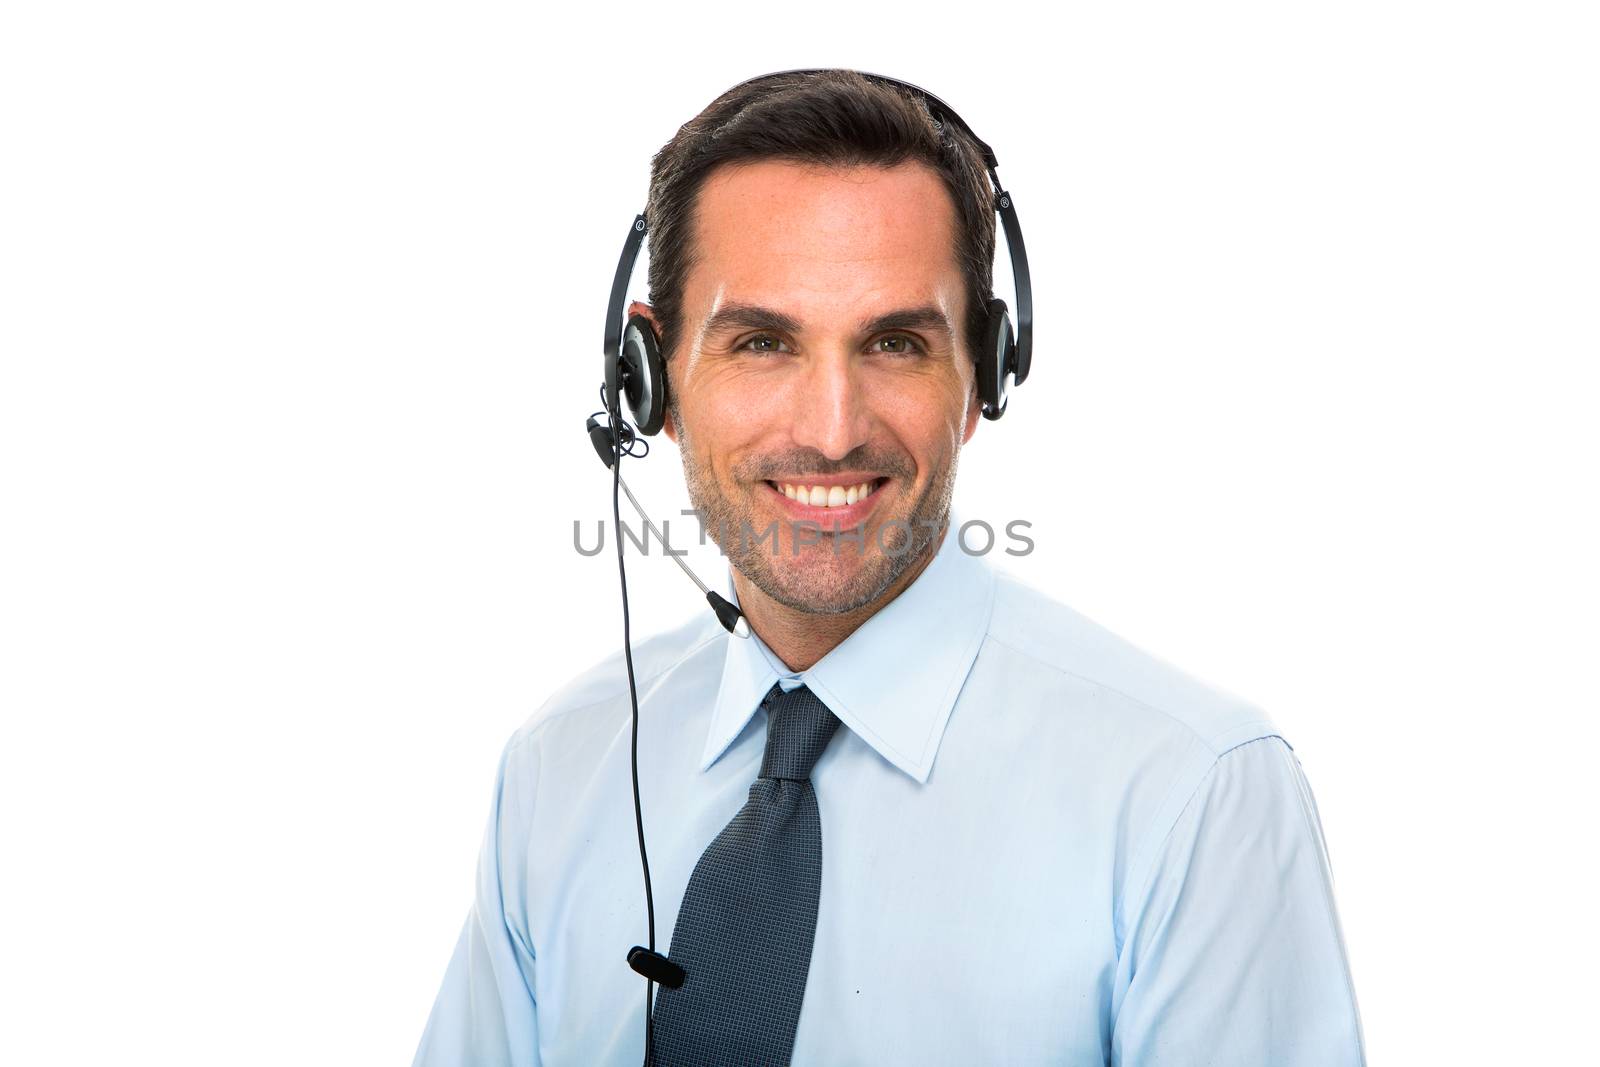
top-left (761, 475), bottom-right (890, 529)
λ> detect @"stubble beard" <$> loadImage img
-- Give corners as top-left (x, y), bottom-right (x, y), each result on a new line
top-left (675, 410), bottom-right (958, 617)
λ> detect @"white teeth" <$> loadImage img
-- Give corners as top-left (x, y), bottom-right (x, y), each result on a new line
top-left (775, 480), bottom-right (879, 508)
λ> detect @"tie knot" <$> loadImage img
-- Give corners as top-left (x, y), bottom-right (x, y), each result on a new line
top-left (758, 683), bottom-right (842, 781)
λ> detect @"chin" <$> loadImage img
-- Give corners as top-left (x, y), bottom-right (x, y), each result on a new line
top-left (738, 534), bottom-right (903, 616)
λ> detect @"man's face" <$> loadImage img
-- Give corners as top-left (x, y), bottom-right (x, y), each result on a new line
top-left (651, 159), bottom-right (981, 616)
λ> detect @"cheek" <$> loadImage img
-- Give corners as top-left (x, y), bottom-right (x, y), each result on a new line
top-left (685, 357), bottom-right (801, 417)
top-left (674, 370), bottom-right (780, 462)
top-left (874, 372), bottom-right (972, 439)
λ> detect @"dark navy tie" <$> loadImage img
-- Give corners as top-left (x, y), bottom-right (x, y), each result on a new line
top-left (649, 682), bottom-right (843, 1066)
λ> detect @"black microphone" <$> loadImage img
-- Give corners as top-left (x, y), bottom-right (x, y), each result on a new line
top-left (586, 415), bottom-right (750, 639)
top-left (626, 945), bottom-right (687, 989)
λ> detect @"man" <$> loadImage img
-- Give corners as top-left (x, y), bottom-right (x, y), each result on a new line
top-left (413, 70), bottom-right (1366, 1065)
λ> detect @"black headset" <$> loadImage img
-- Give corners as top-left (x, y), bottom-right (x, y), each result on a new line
top-left (592, 69), bottom-right (1033, 1065)
top-left (602, 67), bottom-right (1034, 433)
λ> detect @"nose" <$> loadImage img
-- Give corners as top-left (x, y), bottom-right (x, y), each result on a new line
top-left (788, 348), bottom-right (872, 462)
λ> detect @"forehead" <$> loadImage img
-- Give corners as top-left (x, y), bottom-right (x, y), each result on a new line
top-left (684, 159), bottom-right (962, 319)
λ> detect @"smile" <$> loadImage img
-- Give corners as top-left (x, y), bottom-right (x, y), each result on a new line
top-left (766, 478), bottom-right (887, 509)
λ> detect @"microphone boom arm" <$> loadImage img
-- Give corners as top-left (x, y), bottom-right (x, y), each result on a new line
top-left (615, 474), bottom-right (750, 640)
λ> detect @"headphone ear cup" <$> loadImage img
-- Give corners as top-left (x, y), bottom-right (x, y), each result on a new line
top-left (978, 297), bottom-right (1014, 421)
top-left (619, 313), bottom-right (668, 435)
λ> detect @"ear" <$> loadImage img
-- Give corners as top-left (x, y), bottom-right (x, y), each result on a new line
top-left (626, 299), bottom-right (660, 336)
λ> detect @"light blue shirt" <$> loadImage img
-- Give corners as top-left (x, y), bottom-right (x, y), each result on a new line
top-left (413, 513), bottom-right (1366, 1065)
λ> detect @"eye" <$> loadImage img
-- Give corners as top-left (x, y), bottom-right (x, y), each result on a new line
top-left (871, 333), bottom-right (924, 357)
top-left (737, 333), bottom-right (793, 355)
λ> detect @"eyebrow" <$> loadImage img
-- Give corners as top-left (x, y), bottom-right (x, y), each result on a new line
top-left (700, 302), bottom-right (955, 344)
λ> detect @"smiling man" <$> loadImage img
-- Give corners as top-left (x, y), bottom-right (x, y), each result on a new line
top-left (413, 70), bottom-right (1366, 1066)
top-left (657, 156), bottom-right (979, 667)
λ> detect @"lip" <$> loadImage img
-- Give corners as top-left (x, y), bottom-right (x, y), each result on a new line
top-left (762, 476), bottom-right (889, 532)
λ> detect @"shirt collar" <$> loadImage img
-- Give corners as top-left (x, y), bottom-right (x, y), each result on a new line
top-left (700, 508), bottom-right (998, 784)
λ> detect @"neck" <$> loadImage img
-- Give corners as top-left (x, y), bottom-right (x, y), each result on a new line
top-left (732, 521), bottom-right (948, 672)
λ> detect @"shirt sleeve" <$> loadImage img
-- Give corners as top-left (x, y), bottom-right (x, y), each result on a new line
top-left (412, 733), bottom-right (542, 1067)
top-left (1111, 736), bottom-right (1366, 1066)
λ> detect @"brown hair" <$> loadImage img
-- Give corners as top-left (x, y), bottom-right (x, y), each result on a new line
top-left (642, 69), bottom-right (997, 368)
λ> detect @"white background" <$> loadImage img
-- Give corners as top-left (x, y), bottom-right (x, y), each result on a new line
top-left (2, 2), bottom-right (1595, 1063)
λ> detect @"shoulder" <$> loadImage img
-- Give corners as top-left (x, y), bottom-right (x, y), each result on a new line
top-left (982, 566), bottom-right (1285, 758)
top-left (504, 604), bottom-right (727, 759)
top-left (977, 569), bottom-right (1311, 949)
top-left (477, 606), bottom-right (729, 867)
